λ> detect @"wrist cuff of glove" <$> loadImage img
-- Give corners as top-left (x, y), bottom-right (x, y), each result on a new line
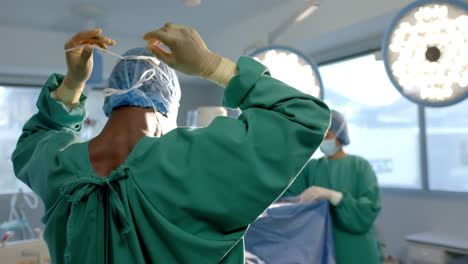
top-left (206, 56), bottom-right (237, 88)
top-left (330, 191), bottom-right (343, 206)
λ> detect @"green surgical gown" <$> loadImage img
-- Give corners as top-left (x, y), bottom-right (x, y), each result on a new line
top-left (285, 155), bottom-right (381, 264)
top-left (12, 57), bottom-right (331, 264)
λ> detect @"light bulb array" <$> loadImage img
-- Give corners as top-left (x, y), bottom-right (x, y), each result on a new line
top-left (254, 50), bottom-right (321, 98)
top-left (388, 3), bottom-right (467, 101)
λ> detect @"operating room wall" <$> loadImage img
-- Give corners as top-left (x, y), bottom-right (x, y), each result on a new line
top-left (375, 190), bottom-right (468, 261)
top-left (177, 79), bottom-right (225, 126)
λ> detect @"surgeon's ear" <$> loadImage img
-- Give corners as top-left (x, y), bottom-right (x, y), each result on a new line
top-left (324, 129), bottom-right (335, 139)
top-left (335, 137), bottom-right (342, 148)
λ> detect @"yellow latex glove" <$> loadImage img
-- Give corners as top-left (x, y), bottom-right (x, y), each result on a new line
top-left (299, 186), bottom-right (343, 206)
top-left (144, 23), bottom-right (236, 88)
top-left (55, 29), bottom-right (115, 105)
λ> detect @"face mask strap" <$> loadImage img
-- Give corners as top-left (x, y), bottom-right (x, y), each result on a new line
top-left (65, 45), bottom-right (125, 59)
top-left (66, 44), bottom-right (177, 133)
top-left (66, 44), bottom-right (172, 98)
top-left (335, 121), bottom-right (346, 136)
top-left (65, 44), bottom-right (171, 83)
top-left (119, 55), bottom-right (170, 81)
top-left (103, 68), bottom-right (157, 97)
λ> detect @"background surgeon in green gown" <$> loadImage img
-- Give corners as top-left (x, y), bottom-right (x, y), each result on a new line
top-left (285, 110), bottom-right (381, 264)
top-left (11, 23), bottom-right (331, 264)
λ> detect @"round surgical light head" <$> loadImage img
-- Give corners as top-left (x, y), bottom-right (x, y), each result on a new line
top-left (249, 46), bottom-right (324, 99)
top-left (383, 0), bottom-right (468, 107)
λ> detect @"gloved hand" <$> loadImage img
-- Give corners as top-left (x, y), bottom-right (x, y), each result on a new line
top-left (63, 29), bottom-right (115, 89)
top-left (56, 29), bottom-right (115, 105)
top-left (144, 23), bottom-right (236, 88)
top-left (299, 186), bottom-right (343, 206)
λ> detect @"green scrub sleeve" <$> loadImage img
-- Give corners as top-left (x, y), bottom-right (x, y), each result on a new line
top-left (34, 74), bottom-right (87, 131)
top-left (332, 162), bottom-right (381, 234)
top-left (282, 165), bottom-right (310, 197)
top-left (12, 74), bottom-right (87, 204)
top-left (145, 57), bottom-right (330, 234)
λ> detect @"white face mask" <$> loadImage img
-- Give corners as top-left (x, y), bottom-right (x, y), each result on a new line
top-left (320, 139), bottom-right (339, 156)
top-left (320, 115), bottom-right (347, 156)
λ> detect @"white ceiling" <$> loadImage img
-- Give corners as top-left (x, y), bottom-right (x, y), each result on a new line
top-left (0, 0), bottom-right (421, 79)
top-left (0, 0), bottom-right (287, 38)
top-left (0, 0), bottom-right (415, 49)
top-left (206, 0), bottom-right (417, 60)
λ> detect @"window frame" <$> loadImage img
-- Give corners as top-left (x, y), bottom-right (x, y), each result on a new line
top-left (2, 56), bottom-right (468, 194)
top-left (317, 51), bottom-right (468, 194)
top-left (0, 83), bottom-right (43, 195)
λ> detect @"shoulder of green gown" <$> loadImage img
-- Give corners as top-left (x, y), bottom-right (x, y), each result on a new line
top-left (310, 155), bottom-right (374, 173)
top-left (36, 73), bottom-right (88, 131)
top-left (345, 154), bottom-right (374, 169)
top-left (309, 156), bottom-right (327, 163)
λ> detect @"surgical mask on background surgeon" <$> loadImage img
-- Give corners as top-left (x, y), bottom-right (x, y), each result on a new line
top-left (319, 110), bottom-right (350, 156)
top-left (320, 139), bottom-right (339, 156)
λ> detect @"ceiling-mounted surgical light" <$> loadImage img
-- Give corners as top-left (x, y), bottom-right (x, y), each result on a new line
top-left (382, 0), bottom-right (468, 107)
top-left (250, 46), bottom-right (323, 99)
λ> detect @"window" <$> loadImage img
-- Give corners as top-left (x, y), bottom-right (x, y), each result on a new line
top-left (426, 99), bottom-right (468, 192)
top-left (0, 86), bottom-right (40, 194)
top-left (0, 86), bottom-right (108, 194)
top-left (318, 54), bottom-right (421, 189)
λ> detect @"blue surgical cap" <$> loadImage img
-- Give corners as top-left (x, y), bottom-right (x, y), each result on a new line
top-left (330, 110), bottom-right (350, 145)
top-left (103, 48), bottom-right (181, 117)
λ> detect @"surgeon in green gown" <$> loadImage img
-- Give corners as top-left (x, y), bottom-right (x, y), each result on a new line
top-left (285, 110), bottom-right (381, 264)
top-left (11, 23), bottom-right (330, 264)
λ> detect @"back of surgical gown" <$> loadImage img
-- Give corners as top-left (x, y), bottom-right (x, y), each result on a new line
top-left (12, 57), bottom-right (331, 264)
